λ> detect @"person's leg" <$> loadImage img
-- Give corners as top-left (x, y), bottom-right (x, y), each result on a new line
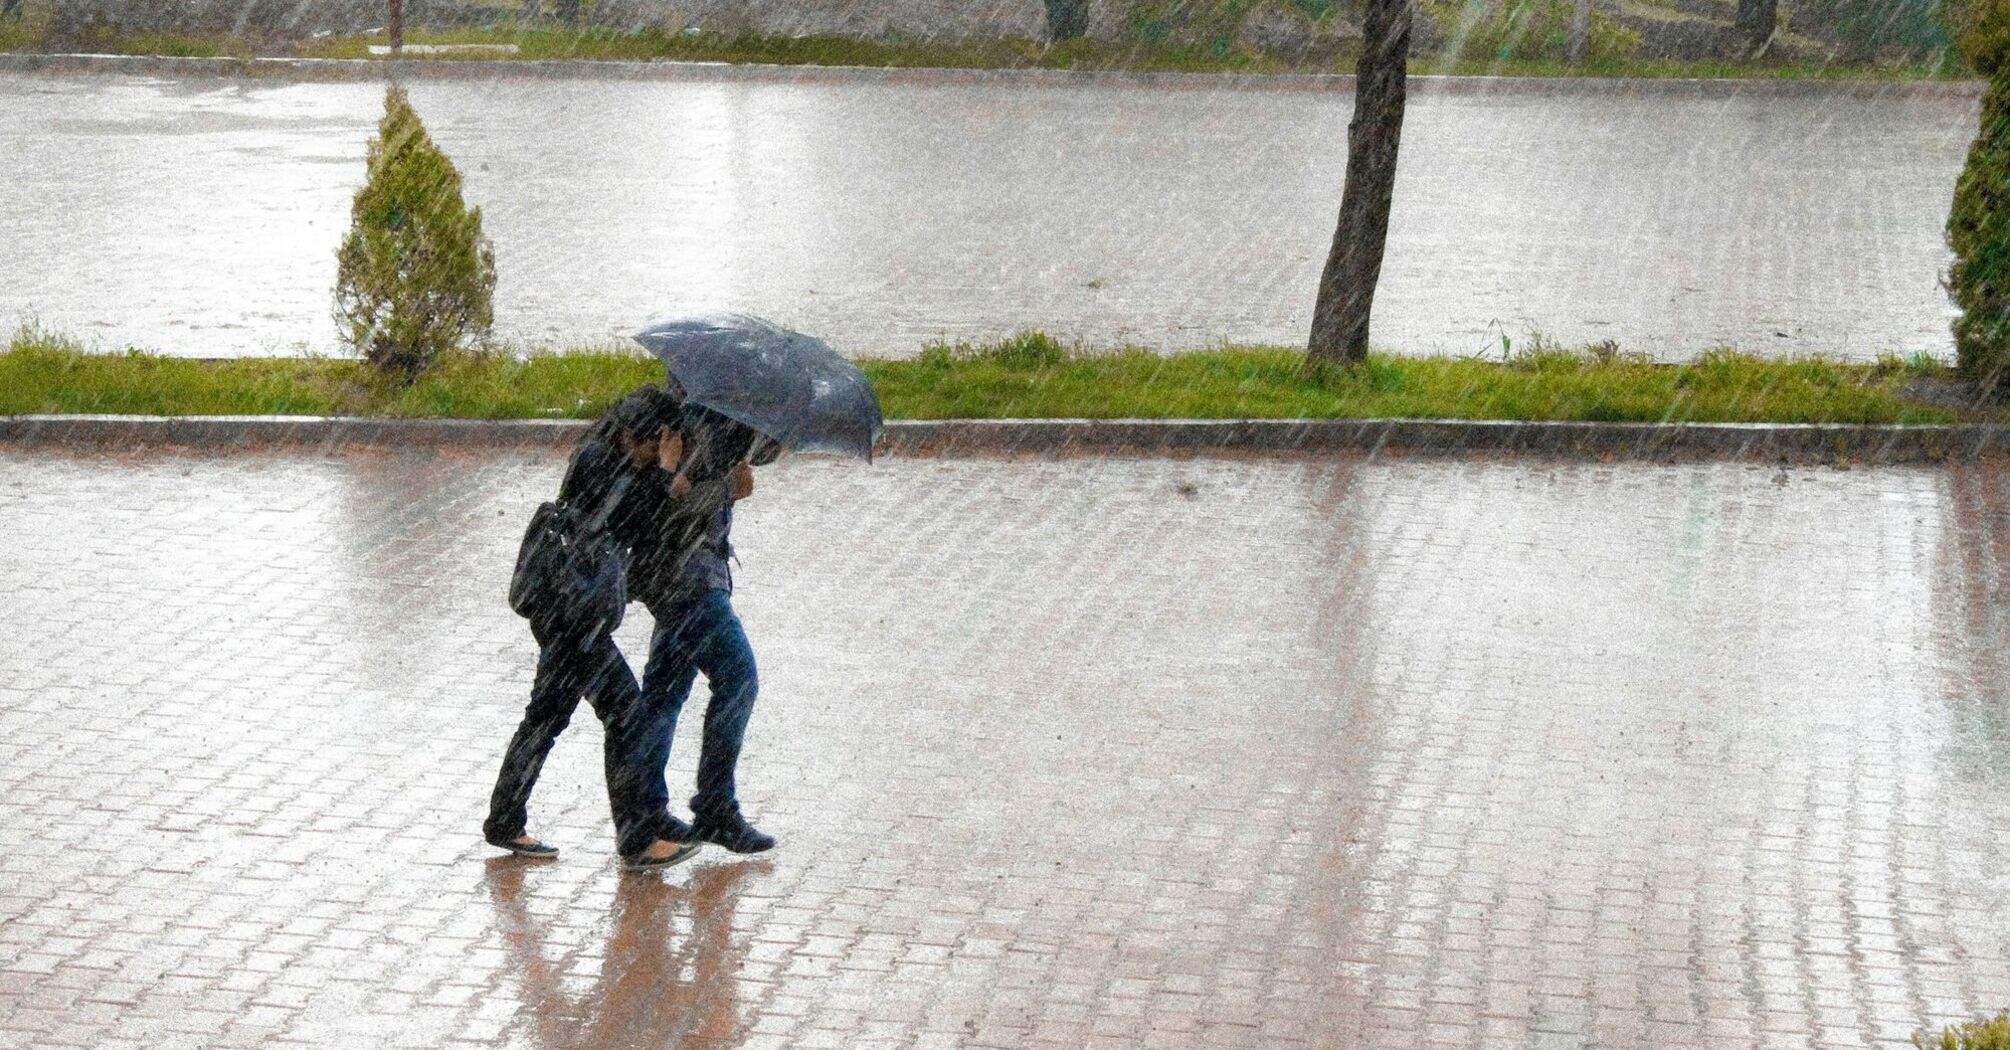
top-left (572, 630), bottom-right (671, 859)
top-left (484, 628), bottom-right (586, 848)
top-left (634, 601), bottom-right (705, 839)
top-left (686, 590), bottom-right (772, 852)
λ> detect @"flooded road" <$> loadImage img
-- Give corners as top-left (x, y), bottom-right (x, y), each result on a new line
top-left (0, 68), bottom-right (1977, 360)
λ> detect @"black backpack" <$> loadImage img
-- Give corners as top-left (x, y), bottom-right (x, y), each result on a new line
top-left (508, 475), bottom-right (633, 640)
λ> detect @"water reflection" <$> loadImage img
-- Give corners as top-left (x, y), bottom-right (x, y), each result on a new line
top-left (1938, 465), bottom-right (2010, 783)
top-left (485, 858), bottom-right (761, 1049)
top-left (0, 71), bottom-right (1974, 360)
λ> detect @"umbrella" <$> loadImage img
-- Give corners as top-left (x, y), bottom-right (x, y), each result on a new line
top-left (632, 313), bottom-right (883, 463)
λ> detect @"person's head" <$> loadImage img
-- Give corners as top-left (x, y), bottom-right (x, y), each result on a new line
top-left (601, 386), bottom-right (684, 466)
top-left (673, 404), bottom-right (764, 480)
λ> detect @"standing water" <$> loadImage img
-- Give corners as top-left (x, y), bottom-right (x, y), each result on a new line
top-left (0, 69), bottom-right (1976, 360)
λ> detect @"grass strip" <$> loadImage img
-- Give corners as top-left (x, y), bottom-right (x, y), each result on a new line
top-left (1, 328), bottom-right (1980, 425)
top-left (0, 2), bottom-right (1969, 81)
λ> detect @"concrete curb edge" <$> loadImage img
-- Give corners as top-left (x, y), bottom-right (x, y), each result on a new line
top-left (0, 51), bottom-right (1983, 98)
top-left (5, 415), bottom-right (2009, 464)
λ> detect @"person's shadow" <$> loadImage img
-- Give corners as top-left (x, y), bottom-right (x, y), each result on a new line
top-left (484, 858), bottom-right (764, 1049)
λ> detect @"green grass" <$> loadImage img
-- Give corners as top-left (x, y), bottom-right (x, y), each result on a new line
top-left (1, 326), bottom-right (1982, 425)
top-left (1418, 52), bottom-right (1971, 80)
top-left (0, 1), bottom-right (50, 52)
top-left (302, 26), bottom-right (1970, 78)
top-left (868, 332), bottom-right (1967, 424)
top-left (0, 327), bottom-right (663, 419)
top-left (0, 0), bottom-right (1970, 79)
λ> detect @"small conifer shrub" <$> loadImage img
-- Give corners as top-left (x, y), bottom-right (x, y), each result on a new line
top-left (334, 86), bottom-right (496, 377)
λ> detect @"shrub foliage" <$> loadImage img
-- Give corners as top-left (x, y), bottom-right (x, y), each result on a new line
top-left (1916, 1012), bottom-right (2010, 1050)
top-left (334, 85), bottom-right (496, 377)
top-left (1948, 6), bottom-right (2010, 390)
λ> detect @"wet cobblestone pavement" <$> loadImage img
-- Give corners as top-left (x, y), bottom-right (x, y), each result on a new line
top-left (3, 448), bottom-right (2010, 1048)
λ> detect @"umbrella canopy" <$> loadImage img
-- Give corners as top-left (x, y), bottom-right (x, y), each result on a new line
top-left (633, 313), bottom-right (883, 462)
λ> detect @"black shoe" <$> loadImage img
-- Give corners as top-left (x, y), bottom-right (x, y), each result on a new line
top-left (485, 832), bottom-right (559, 858)
top-left (690, 809), bottom-right (776, 854)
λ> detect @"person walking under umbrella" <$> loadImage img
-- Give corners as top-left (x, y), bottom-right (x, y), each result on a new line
top-left (484, 387), bottom-right (750, 868)
top-left (623, 313), bottom-right (885, 856)
top-left (626, 405), bottom-right (781, 853)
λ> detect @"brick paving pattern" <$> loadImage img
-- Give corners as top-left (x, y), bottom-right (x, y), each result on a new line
top-left (1, 447), bottom-right (2009, 1049)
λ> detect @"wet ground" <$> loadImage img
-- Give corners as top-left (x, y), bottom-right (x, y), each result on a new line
top-left (0, 69), bottom-right (1977, 361)
top-left (2, 447), bottom-right (2009, 1048)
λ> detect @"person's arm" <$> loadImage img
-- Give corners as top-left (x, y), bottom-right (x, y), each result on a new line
top-left (657, 429), bottom-right (754, 513)
top-left (671, 475), bottom-right (736, 516)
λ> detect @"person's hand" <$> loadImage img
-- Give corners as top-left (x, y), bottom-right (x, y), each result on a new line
top-left (658, 427), bottom-right (696, 497)
top-left (656, 427), bottom-right (683, 473)
top-left (728, 462), bottom-right (755, 500)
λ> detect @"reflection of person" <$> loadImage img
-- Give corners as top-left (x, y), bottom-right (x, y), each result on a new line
top-left (484, 388), bottom-right (742, 868)
top-left (483, 857), bottom-right (753, 1048)
top-left (629, 406), bottom-right (780, 854)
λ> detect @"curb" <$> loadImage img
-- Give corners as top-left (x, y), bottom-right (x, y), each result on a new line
top-left (5, 415), bottom-right (2009, 464)
top-left (0, 52), bottom-right (1983, 98)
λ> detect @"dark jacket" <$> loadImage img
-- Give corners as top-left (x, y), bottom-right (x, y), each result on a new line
top-left (629, 407), bottom-right (759, 609)
top-left (559, 431), bottom-right (734, 609)
top-left (629, 501), bottom-right (733, 609)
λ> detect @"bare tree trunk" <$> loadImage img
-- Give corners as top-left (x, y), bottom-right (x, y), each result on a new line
top-left (1044, 0), bottom-right (1089, 42)
top-left (520, 0), bottom-right (539, 24)
top-left (1566, 0), bottom-right (1592, 63)
top-left (388, 0), bottom-right (403, 52)
top-left (1734, 0), bottom-right (1778, 57)
top-left (1307, 0), bottom-right (1411, 367)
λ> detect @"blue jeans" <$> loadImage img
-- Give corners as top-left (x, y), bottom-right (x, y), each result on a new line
top-left (638, 588), bottom-right (759, 830)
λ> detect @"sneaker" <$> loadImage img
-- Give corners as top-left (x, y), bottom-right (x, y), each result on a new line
top-left (486, 833), bottom-right (559, 858)
top-left (690, 809), bottom-right (776, 854)
top-left (623, 839), bottom-right (702, 870)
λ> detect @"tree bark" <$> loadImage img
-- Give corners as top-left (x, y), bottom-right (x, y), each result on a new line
top-left (1307, 0), bottom-right (1410, 367)
top-left (1566, 0), bottom-right (1592, 63)
top-left (1044, 0), bottom-right (1089, 42)
top-left (387, 0), bottom-right (402, 52)
top-left (1734, 0), bottom-right (1778, 57)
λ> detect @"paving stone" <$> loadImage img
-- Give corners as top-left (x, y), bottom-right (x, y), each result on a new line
top-left (2, 448), bottom-right (2009, 1048)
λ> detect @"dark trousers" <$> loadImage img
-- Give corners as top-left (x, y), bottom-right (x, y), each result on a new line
top-left (484, 620), bottom-right (673, 857)
top-left (637, 588), bottom-right (760, 824)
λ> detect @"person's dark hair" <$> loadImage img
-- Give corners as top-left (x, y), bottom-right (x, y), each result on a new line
top-left (592, 386), bottom-right (683, 447)
top-left (674, 404), bottom-right (762, 481)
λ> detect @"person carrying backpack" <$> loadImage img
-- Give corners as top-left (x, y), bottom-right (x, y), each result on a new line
top-left (484, 386), bottom-right (749, 869)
